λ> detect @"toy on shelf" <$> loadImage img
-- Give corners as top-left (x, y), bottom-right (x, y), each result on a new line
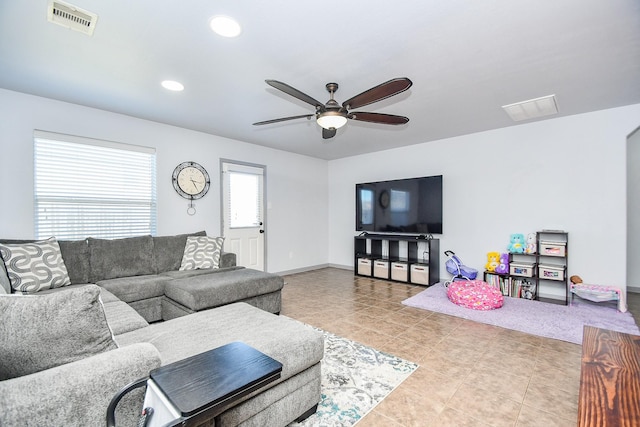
top-left (485, 251), bottom-right (500, 272)
top-left (494, 253), bottom-right (509, 274)
top-left (525, 232), bottom-right (537, 254)
top-left (508, 233), bottom-right (525, 254)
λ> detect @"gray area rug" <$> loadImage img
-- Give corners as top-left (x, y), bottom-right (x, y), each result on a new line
top-left (402, 283), bottom-right (639, 344)
top-left (291, 329), bottom-right (418, 427)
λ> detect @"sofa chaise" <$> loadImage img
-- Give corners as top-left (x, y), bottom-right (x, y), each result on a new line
top-left (0, 233), bottom-right (324, 426)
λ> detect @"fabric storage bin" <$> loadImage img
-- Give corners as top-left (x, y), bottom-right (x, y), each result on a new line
top-left (357, 258), bottom-right (372, 276)
top-left (539, 264), bottom-right (565, 281)
top-left (410, 263), bottom-right (429, 285)
top-left (539, 241), bottom-right (566, 257)
top-left (391, 262), bottom-right (408, 282)
top-left (373, 259), bottom-right (389, 279)
top-left (510, 262), bottom-right (535, 277)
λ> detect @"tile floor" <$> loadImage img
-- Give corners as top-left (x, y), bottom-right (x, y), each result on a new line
top-left (281, 267), bottom-right (640, 427)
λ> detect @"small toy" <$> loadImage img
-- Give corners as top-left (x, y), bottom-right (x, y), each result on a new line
top-left (570, 275), bottom-right (582, 284)
top-left (495, 253), bottom-right (509, 274)
top-left (443, 250), bottom-right (478, 287)
top-left (485, 251), bottom-right (500, 272)
top-left (508, 233), bottom-right (525, 254)
top-left (525, 233), bottom-right (537, 254)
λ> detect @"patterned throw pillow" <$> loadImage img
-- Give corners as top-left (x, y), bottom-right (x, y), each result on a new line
top-left (0, 237), bottom-right (71, 293)
top-left (0, 285), bottom-right (118, 380)
top-left (179, 236), bottom-right (225, 270)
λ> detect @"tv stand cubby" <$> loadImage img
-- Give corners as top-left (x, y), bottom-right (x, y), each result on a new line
top-left (354, 234), bottom-right (440, 286)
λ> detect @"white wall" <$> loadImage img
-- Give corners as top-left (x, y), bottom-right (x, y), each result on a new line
top-left (3, 88), bottom-right (639, 293)
top-left (328, 104), bottom-right (640, 299)
top-left (0, 89), bottom-right (328, 274)
top-left (627, 126), bottom-right (640, 292)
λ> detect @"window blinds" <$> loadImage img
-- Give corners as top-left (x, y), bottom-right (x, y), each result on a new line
top-left (34, 131), bottom-right (157, 240)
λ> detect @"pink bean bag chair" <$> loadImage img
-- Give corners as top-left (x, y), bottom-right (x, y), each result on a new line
top-left (447, 280), bottom-right (504, 310)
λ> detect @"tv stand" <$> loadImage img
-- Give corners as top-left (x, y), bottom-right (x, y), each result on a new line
top-left (354, 234), bottom-right (439, 286)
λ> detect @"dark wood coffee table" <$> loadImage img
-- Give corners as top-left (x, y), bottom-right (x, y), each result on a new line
top-left (150, 341), bottom-right (283, 426)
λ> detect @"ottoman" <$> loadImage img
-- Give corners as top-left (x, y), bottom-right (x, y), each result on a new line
top-left (162, 268), bottom-right (284, 320)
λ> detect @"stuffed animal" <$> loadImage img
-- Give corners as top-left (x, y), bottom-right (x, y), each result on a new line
top-left (495, 253), bottom-right (509, 274)
top-left (570, 275), bottom-right (583, 284)
top-left (485, 251), bottom-right (500, 272)
top-left (525, 233), bottom-right (537, 254)
top-left (508, 233), bottom-right (525, 254)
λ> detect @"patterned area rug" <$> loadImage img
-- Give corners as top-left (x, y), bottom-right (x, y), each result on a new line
top-left (402, 283), bottom-right (639, 344)
top-left (290, 330), bottom-right (418, 427)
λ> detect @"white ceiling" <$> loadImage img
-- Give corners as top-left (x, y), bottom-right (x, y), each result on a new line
top-left (1, 0), bottom-right (639, 160)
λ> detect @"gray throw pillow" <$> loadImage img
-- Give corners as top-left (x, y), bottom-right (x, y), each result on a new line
top-left (179, 236), bottom-right (225, 270)
top-left (0, 237), bottom-right (71, 293)
top-left (0, 285), bottom-right (118, 380)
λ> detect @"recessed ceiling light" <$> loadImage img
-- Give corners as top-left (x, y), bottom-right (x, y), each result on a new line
top-left (209, 15), bottom-right (241, 38)
top-left (161, 80), bottom-right (184, 92)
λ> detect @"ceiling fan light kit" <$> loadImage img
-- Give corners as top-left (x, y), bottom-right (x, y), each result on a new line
top-left (253, 77), bottom-right (412, 139)
top-left (317, 111), bottom-right (348, 130)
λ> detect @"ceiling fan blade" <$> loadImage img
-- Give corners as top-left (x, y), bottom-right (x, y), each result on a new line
top-left (322, 128), bottom-right (337, 139)
top-left (349, 112), bottom-right (409, 125)
top-left (265, 80), bottom-right (324, 109)
top-left (253, 114), bottom-right (314, 126)
top-left (342, 78), bottom-right (413, 110)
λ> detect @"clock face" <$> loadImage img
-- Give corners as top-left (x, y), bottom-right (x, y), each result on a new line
top-left (172, 162), bottom-right (210, 200)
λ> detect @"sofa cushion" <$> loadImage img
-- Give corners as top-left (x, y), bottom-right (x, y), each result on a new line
top-left (0, 262), bottom-right (10, 294)
top-left (0, 237), bottom-right (71, 293)
top-left (58, 239), bottom-right (91, 284)
top-left (160, 266), bottom-right (242, 279)
top-left (102, 300), bottom-right (149, 335)
top-left (88, 235), bottom-right (156, 282)
top-left (0, 285), bottom-right (117, 380)
top-left (153, 231), bottom-right (206, 273)
top-left (164, 268), bottom-right (284, 311)
top-left (179, 236), bottom-right (224, 271)
top-left (36, 282), bottom-right (120, 303)
top-left (97, 275), bottom-right (170, 303)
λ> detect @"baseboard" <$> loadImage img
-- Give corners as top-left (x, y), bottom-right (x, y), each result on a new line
top-left (328, 263), bottom-right (351, 271)
top-left (275, 263), bottom-right (351, 276)
top-left (628, 286), bottom-right (640, 294)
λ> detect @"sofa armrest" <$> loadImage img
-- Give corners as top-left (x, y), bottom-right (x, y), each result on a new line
top-left (0, 343), bottom-right (161, 427)
top-left (220, 251), bottom-right (236, 268)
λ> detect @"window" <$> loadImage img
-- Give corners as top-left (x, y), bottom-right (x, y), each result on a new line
top-left (34, 131), bottom-right (157, 239)
top-left (227, 170), bottom-right (262, 228)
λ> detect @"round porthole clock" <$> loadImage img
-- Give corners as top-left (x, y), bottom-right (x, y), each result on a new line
top-left (172, 161), bottom-right (210, 215)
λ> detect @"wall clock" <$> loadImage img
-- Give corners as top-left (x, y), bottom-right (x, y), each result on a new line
top-left (172, 161), bottom-right (210, 215)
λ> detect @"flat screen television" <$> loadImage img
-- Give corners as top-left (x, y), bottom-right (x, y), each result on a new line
top-left (356, 175), bottom-right (442, 234)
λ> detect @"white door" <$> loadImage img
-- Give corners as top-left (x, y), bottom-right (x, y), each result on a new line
top-left (221, 161), bottom-right (266, 271)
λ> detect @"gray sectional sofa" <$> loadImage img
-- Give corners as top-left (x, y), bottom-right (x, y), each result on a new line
top-left (0, 232), bottom-right (324, 426)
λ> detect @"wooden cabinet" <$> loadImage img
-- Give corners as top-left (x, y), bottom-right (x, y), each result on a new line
top-left (354, 234), bottom-right (439, 286)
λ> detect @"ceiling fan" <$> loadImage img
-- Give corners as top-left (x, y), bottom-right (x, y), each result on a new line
top-left (253, 78), bottom-right (413, 139)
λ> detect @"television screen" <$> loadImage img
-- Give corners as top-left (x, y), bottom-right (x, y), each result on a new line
top-left (356, 175), bottom-right (442, 234)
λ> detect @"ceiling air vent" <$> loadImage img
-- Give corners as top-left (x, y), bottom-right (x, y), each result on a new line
top-left (502, 94), bottom-right (558, 122)
top-left (47, 0), bottom-right (98, 36)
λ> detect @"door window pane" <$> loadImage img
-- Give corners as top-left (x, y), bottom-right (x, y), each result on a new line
top-left (228, 172), bottom-right (261, 228)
